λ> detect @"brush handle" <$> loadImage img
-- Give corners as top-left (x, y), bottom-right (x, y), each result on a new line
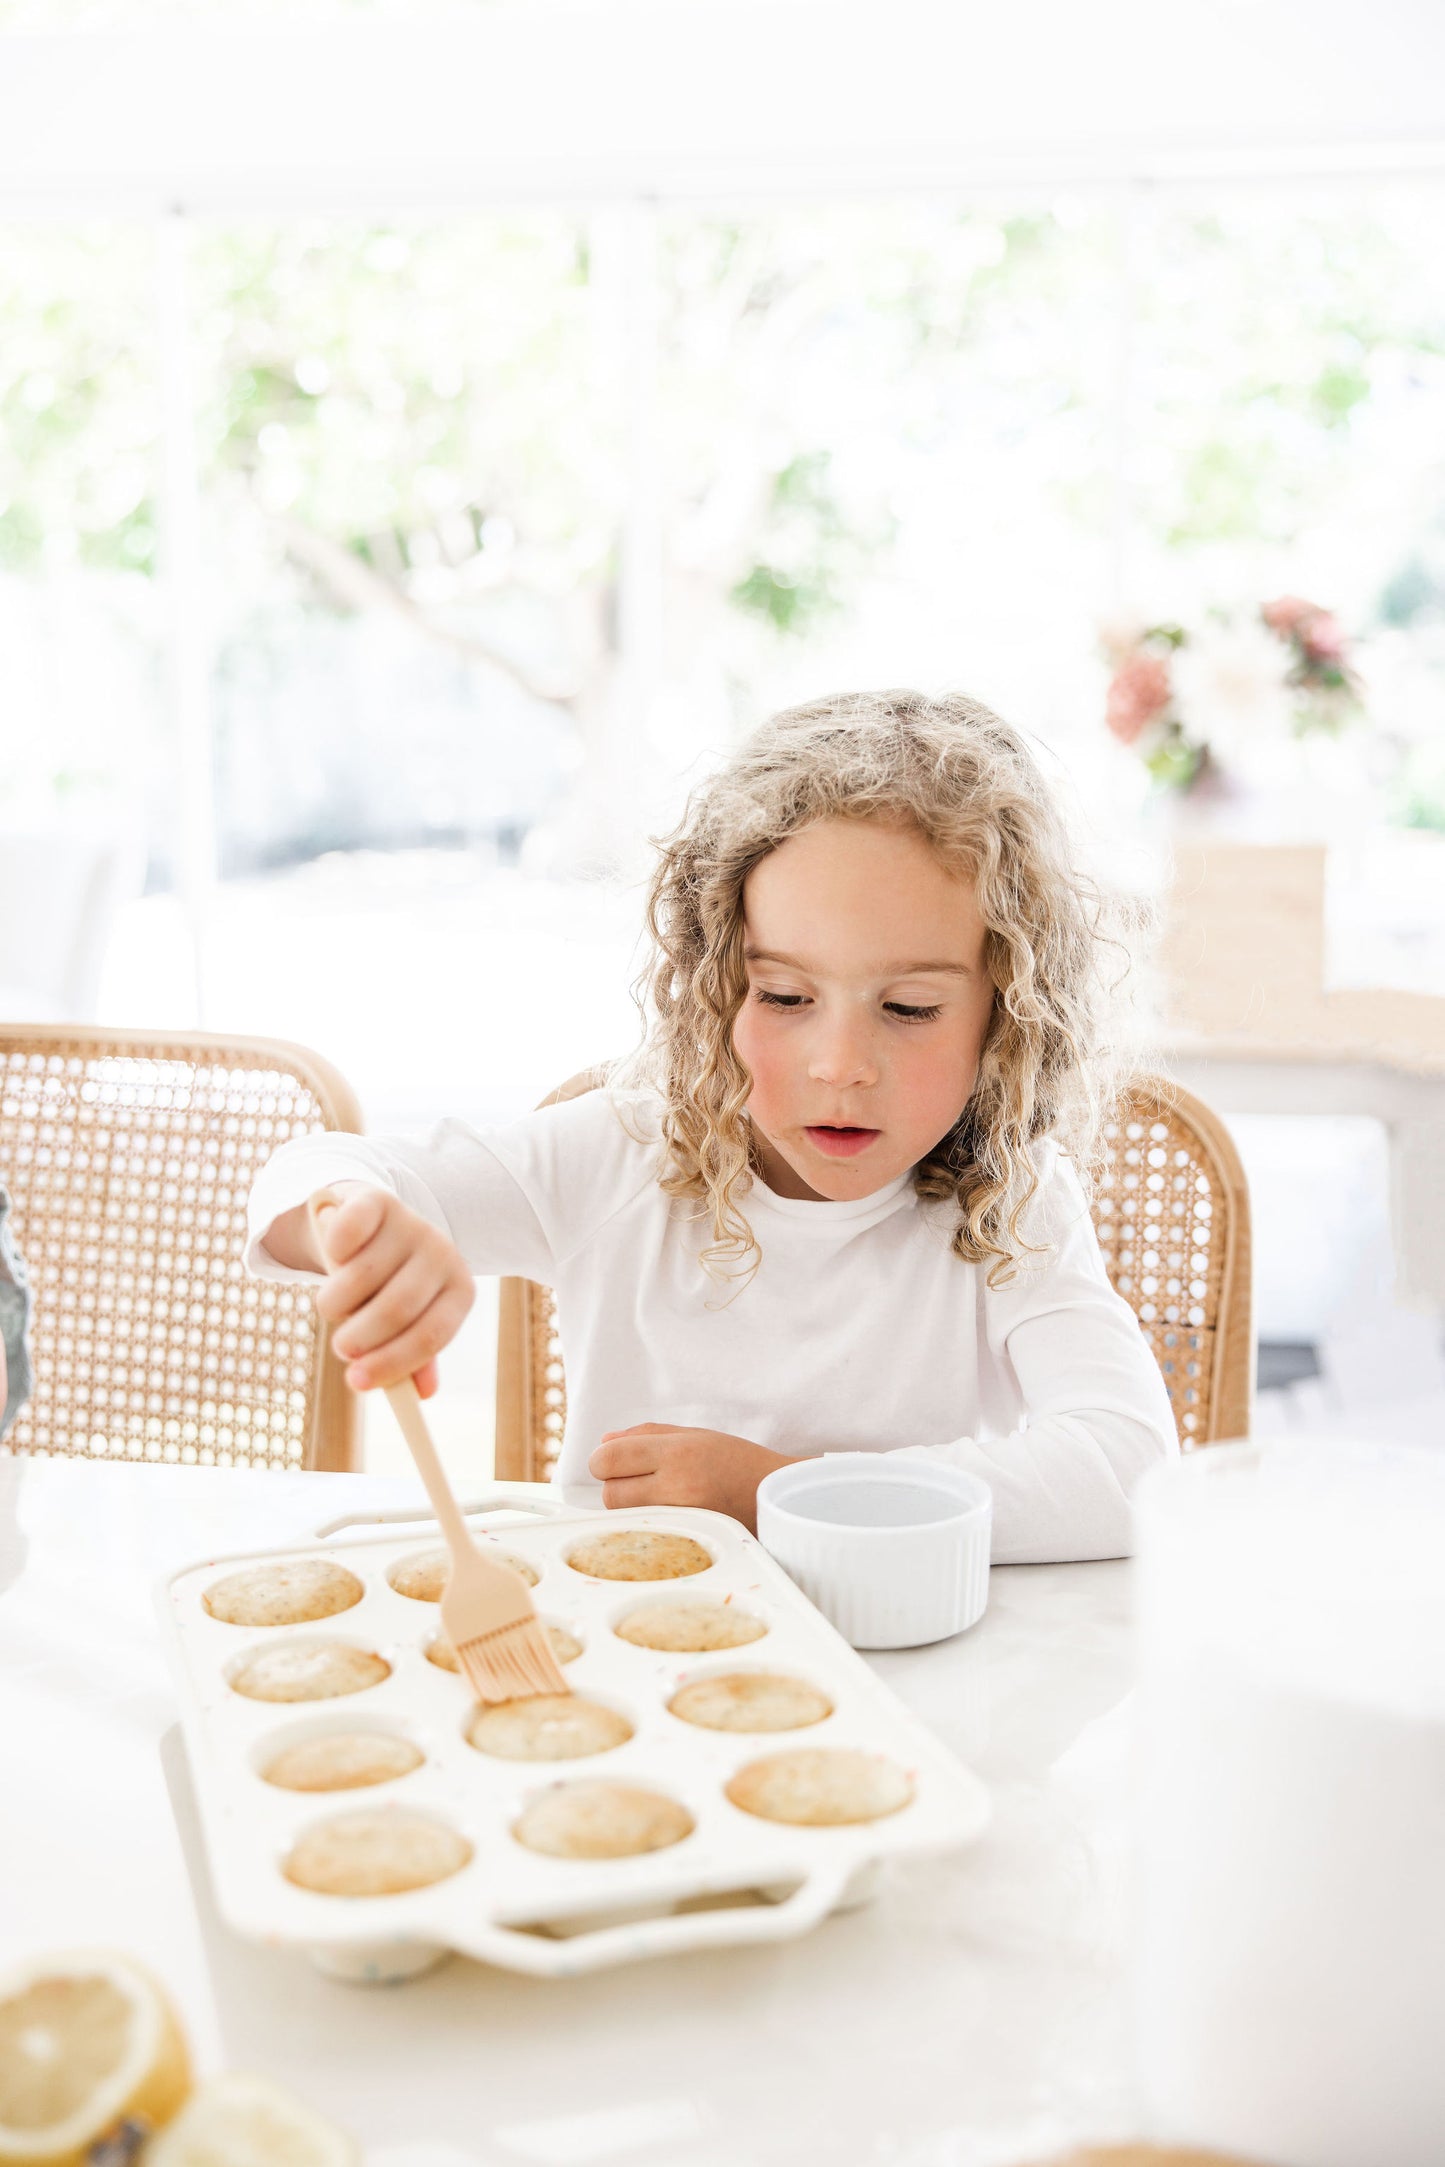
top-left (382, 1379), bottom-right (476, 1561)
top-left (306, 1188), bottom-right (475, 1562)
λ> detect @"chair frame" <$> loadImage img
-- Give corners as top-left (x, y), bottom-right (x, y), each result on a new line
top-left (0, 1021), bottom-right (364, 1473)
top-left (1118, 1072), bottom-right (1253, 1444)
top-left (495, 1070), bottom-right (1254, 1482)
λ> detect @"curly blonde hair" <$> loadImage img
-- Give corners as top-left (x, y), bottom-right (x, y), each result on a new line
top-left (614, 688), bottom-right (1140, 1286)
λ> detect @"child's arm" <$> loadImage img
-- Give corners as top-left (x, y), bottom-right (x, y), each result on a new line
top-left (587, 1423), bottom-right (797, 1534)
top-left (246, 1124), bottom-right (553, 1288)
top-left (902, 1154), bottom-right (1179, 1563)
top-left (246, 1127), bottom-right (556, 1397)
top-left (245, 1094), bottom-right (655, 1395)
top-left (268, 1181), bottom-right (476, 1399)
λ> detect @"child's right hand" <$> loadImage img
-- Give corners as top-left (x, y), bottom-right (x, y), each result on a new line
top-left (305, 1184), bottom-right (475, 1400)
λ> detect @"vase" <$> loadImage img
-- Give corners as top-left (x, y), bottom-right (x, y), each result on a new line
top-left (1158, 840), bottom-right (1328, 1042)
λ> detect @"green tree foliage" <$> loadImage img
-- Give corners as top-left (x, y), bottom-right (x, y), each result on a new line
top-left (3, 191), bottom-right (1444, 831)
top-left (0, 226), bottom-right (158, 574)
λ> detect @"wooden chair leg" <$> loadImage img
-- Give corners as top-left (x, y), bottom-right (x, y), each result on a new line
top-left (494, 1276), bottom-right (534, 1481)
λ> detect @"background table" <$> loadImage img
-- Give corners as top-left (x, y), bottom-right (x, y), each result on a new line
top-left (0, 1460), bottom-right (1139, 2167)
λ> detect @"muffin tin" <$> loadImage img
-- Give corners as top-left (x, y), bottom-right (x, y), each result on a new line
top-left (159, 1488), bottom-right (990, 1979)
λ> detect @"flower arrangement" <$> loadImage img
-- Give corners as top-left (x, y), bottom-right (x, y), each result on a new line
top-left (1102, 597), bottom-right (1364, 792)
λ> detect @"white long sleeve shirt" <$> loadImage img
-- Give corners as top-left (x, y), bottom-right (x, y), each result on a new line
top-left (245, 1086), bottom-right (1178, 1562)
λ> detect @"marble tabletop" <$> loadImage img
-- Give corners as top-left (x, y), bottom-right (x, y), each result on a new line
top-left (0, 1458), bottom-right (1141, 2167)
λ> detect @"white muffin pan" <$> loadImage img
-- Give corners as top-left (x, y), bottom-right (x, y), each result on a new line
top-left (159, 1487), bottom-right (990, 1979)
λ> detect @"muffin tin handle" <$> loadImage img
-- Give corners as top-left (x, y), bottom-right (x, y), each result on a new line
top-left (312, 1485), bottom-right (576, 1539)
top-left (456, 1861), bottom-right (857, 1977)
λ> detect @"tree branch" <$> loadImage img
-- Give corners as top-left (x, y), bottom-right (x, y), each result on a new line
top-left (276, 516), bottom-right (583, 713)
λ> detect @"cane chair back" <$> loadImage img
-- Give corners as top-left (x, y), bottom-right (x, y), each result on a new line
top-left (1093, 1077), bottom-right (1252, 1447)
top-left (495, 1070), bottom-right (1252, 1483)
top-left (0, 1024), bottom-right (363, 1472)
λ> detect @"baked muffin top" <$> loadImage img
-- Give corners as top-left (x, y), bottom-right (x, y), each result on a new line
top-left (465, 1695), bottom-right (632, 1762)
top-left (565, 1530), bottom-right (712, 1583)
top-left (285, 1810), bottom-right (471, 1896)
top-left (229, 1640), bottom-right (390, 1705)
top-left (261, 1731), bottom-right (423, 1793)
top-left (614, 1599), bottom-right (766, 1653)
top-left (203, 1559), bottom-right (364, 1629)
top-left (388, 1545), bottom-right (538, 1602)
top-left (726, 1749), bottom-right (913, 1827)
top-left (513, 1781), bottom-right (694, 1861)
top-left (668, 1671), bottom-right (832, 1733)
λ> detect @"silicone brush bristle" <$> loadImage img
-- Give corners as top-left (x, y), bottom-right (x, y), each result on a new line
top-left (455, 1616), bottom-right (570, 1704)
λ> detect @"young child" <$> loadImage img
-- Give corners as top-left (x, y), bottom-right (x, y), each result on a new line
top-left (247, 690), bottom-right (1177, 1562)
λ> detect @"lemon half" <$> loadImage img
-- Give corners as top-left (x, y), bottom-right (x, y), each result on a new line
top-left (0, 1951), bottom-right (190, 2164)
top-left (146, 2074), bottom-right (359, 2167)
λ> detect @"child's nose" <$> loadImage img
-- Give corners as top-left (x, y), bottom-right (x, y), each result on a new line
top-left (807, 1014), bottom-right (879, 1090)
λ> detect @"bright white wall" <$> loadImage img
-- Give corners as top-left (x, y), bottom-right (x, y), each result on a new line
top-left (3, 1), bottom-right (1445, 218)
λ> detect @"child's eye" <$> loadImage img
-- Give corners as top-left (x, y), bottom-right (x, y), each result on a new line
top-left (753, 990), bottom-right (942, 1022)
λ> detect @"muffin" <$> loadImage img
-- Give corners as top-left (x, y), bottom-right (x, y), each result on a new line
top-left (668, 1672), bottom-right (832, 1733)
top-left (228, 1640), bottom-right (390, 1704)
top-left (261, 1731), bottom-right (423, 1792)
top-left (565, 1530), bottom-right (712, 1582)
top-left (202, 1559), bottom-right (364, 1629)
top-left (427, 1622), bottom-right (582, 1673)
top-left (388, 1545), bottom-right (538, 1602)
top-left (284, 1810), bottom-right (472, 1896)
top-left (725, 1749), bottom-right (913, 1826)
top-left (465, 1695), bottom-right (632, 1762)
top-left (614, 1600), bottom-right (766, 1653)
top-left (513, 1781), bottom-right (694, 1861)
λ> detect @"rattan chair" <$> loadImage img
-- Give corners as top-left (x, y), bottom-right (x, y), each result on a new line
top-left (494, 1071), bottom-right (1253, 1482)
top-left (0, 1023), bottom-right (363, 1472)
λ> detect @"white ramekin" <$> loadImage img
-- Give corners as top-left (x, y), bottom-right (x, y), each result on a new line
top-left (756, 1455), bottom-right (993, 1650)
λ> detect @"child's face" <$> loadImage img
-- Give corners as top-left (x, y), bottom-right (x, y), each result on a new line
top-left (732, 816), bottom-right (996, 1202)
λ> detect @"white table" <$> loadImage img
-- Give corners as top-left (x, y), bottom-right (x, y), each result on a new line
top-left (0, 1460), bottom-right (1140, 2167)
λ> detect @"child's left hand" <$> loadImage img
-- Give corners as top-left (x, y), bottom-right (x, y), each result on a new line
top-left (588, 1424), bottom-right (796, 1532)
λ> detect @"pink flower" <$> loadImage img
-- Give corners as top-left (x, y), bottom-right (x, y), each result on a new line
top-left (1299, 610), bottom-right (1345, 663)
top-left (1106, 652), bottom-right (1172, 746)
top-left (1263, 594), bottom-right (1350, 668)
top-left (1262, 594), bottom-right (1319, 636)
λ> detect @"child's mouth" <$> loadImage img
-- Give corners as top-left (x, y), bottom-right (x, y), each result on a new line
top-left (805, 1124), bottom-right (881, 1159)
